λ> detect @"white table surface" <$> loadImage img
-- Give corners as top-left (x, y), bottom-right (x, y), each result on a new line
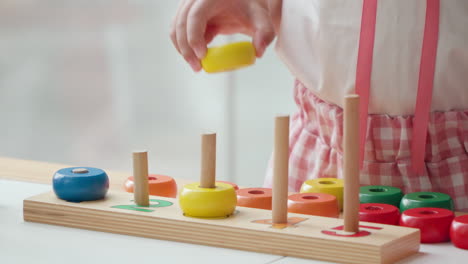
top-left (1, 180), bottom-right (466, 264)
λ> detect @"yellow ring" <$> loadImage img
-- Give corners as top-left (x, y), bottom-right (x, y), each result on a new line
top-left (201, 42), bottom-right (256, 73)
top-left (179, 182), bottom-right (237, 218)
top-left (300, 178), bottom-right (344, 211)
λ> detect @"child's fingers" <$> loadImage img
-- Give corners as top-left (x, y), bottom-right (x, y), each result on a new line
top-left (170, 0), bottom-right (188, 54)
top-left (249, 5), bottom-right (275, 58)
top-left (171, 0), bottom-right (274, 70)
top-left (175, 0), bottom-right (202, 71)
top-left (204, 25), bottom-right (219, 45)
top-left (187, 0), bottom-right (213, 60)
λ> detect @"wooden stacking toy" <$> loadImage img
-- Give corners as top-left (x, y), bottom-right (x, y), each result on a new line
top-left (400, 192), bottom-right (454, 212)
top-left (450, 215), bottom-right (468, 250)
top-left (201, 42), bottom-right (256, 73)
top-left (179, 133), bottom-right (237, 218)
top-left (23, 95), bottom-right (424, 264)
top-left (124, 174), bottom-right (177, 198)
top-left (400, 207), bottom-right (455, 243)
top-left (359, 185), bottom-right (403, 207)
top-left (52, 167), bottom-right (109, 202)
top-left (287, 193), bottom-right (339, 218)
top-left (359, 203), bottom-right (400, 225)
top-left (236, 187), bottom-right (272, 210)
top-left (300, 178), bottom-right (344, 210)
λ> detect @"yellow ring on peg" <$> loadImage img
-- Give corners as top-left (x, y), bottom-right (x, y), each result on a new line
top-left (300, 178), bottom-right (344, 211)
top-left (201, 42), bottom-right (256, 73)
top-left (179, 182), bottom-right (237, 218)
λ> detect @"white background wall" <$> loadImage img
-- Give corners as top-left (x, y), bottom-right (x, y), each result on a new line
top-left (0, 0), bottom-right (295, 187)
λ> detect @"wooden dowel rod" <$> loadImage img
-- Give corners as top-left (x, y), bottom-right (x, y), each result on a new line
top-left (133, 151), bottom-right (150, 206)
top-left (272, 116), bottom-right (289, 224)
top-left (200, 133), bottom-right (216, 188)
top-left (343, 95), bottom-right (360, 233)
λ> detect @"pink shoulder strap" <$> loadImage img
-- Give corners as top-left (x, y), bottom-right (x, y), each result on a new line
top-left (355, 0), bottom-right (440, 174)
top-left (355, 0), bottom-right (378, 168)
top-left (411, 0), bottom-right (440, 174)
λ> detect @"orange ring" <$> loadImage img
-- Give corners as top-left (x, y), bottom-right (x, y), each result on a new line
top-left (236, 188), bottom-right (272, 210)
top-left (300, 178), bottom-right (344, 210)
top-left (288, 193), bottom-right (339, 218)
top-left (124, 174), bottom-right (177, 198)
top-left (217, 181), bottom-right (239, 191)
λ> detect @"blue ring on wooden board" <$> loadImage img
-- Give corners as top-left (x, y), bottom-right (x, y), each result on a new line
top-left (53, 167), bottom-right (109, 202)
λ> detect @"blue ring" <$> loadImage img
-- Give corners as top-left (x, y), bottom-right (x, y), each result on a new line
top-left (53, 167), bottom-right (109, 202)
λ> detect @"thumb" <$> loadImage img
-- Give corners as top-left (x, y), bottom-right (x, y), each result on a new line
top-left (249, 5), bottom-right (275, 58)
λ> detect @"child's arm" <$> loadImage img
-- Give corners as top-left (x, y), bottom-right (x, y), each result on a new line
top-left (170, 0), bottom-right (281, 72)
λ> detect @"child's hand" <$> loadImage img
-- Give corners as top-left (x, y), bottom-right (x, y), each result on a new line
top-left (170, 0), bottom-right (277, 72)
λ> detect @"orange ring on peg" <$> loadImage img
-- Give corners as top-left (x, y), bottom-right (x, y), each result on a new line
top-left (236, 188), bottom-right (272, 210)
top-left (287, 193), bottom-right (339, 218)
top-left (124, 174), bottom-right (177, 198)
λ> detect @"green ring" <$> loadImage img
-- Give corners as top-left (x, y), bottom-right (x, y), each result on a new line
top-left (400, 191), bottom-right (454, 212)
top-left (359, 185), bottom-right (403, 207)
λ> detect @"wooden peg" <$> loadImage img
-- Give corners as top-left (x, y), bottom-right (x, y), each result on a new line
top-left (272, 116), bottom-right (289, 224)
top-left (200, 133), bottom-right (216, 188)
top-left (179, 133), bottom-right (237, 218)
top-left (133, 151), bottom-right (150, 206)
top-left (343, 95), bottom-right (360, 233)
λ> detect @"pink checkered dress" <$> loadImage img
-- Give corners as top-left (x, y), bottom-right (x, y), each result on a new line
top-left (265, 0), bottom-right (467, 212)
top-left (264, 81), bottom-right (468, 211)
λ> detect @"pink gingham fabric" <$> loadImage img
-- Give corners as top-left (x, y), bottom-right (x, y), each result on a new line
top-left (264, 81), bottom-right (468, 211)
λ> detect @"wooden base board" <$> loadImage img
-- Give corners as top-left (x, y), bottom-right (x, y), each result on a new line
top-left (24, 191), bottom-right (420, 264)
